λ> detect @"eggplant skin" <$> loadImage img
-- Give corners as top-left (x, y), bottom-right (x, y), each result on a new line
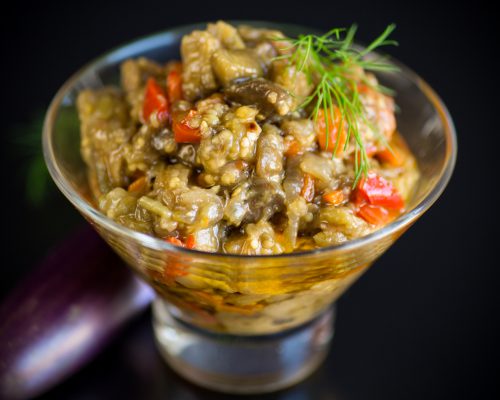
top-left (0, 227), bottom-right (153, 400)
top-left (224, 78), bottom-right (293, 117)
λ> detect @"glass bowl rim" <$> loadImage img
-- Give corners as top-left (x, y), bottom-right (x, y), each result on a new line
top-left (42, 21), bottom-right (457, 260)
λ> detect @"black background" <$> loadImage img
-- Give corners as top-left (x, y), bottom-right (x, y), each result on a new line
top-left (1, 0), bottom-right (498, 399)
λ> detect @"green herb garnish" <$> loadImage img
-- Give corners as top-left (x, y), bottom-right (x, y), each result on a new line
top-left (274, 24), bottom-right (399, 185)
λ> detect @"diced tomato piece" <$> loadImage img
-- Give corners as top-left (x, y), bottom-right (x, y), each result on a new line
top-left (173, 110), bottom-right (201, 143)
top-left (357, 204), bottom-right (390, 225)
top-left (355, 171), bottom-right (404, 210)
top-left (300, 173), bottom-right (315, 202)
top-left (316, 107), bottom-right (347, 155)
top-left (143, 78), bottom-right (169, 123)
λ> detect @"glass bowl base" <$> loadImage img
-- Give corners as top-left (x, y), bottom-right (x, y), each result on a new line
top-left (152, 298), bottom-right (335, 394)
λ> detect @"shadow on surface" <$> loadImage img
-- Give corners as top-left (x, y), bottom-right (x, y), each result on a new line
top-left (38, 309), bottom-right (345, 400)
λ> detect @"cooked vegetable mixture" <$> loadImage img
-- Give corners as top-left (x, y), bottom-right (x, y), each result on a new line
top-left (78, 21), bottom-right (419, 256)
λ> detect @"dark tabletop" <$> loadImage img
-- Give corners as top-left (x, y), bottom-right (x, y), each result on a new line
top-left (1, 0), bottom-right (498, 399)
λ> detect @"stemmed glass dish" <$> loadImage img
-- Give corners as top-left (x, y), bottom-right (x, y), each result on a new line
top-left (43, 22), bottom-right (456, 394)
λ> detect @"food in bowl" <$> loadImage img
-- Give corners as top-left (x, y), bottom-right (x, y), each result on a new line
top-left (57, 20), bottom-right (441, 335)
top-left (38, 17), bottom-right (453, 390)
top-left (77, 21), bottom-right (419, 257)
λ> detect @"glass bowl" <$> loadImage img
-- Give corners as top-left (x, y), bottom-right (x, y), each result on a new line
top-left (43, 21), bottom-right (456, 394)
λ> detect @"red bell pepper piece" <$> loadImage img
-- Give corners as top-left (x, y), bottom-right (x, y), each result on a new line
top-left (355, 171), bottom-right (404, 210)
top-left (357, 203), bottom-right (390, 225)
top-left (143, 78), bottom-right (169, 123)
top-left (173, 110), bottom-right (201, 143)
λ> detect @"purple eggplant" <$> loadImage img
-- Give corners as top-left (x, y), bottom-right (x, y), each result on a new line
top-left (0, 227), bottom-right (154, 400)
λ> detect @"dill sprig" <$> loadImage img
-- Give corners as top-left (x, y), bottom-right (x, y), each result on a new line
top-left (274, 24), bottom-right (399, 185)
